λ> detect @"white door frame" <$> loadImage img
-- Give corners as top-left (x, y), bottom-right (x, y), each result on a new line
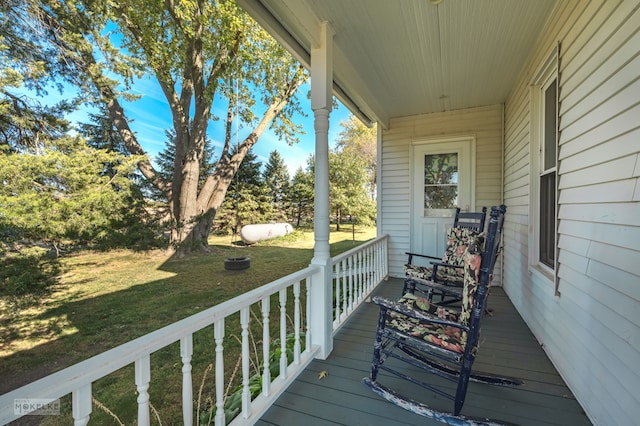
top-left (410, 136), bottom-right (476, 258)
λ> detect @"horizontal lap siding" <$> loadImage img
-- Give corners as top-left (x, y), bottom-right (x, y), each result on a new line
top-left (381, 105), bottom-right (503, 278)
top-left (503, 0), bottom-right (640, 424)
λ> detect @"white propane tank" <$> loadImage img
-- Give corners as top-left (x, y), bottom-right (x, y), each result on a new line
top-left (240, 223), bottom-right (293, 244)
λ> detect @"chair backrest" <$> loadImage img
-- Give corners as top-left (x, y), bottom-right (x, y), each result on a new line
top-left (441, 227), bottom-right (480, 270)
top-left (459, 205), bottom-right (506, 328)
top-left (453, 206), bottom-right (487, 232)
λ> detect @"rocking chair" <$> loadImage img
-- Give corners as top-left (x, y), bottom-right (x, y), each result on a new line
top-left (403, 207), bottom-right (488, 303)
top-left (363, 206), bottom-right (522, 424)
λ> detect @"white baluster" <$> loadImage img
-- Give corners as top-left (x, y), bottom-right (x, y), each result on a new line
top-left (240, 307), bottom-right (251, 418)
top-left (261, 297), bottom-right (271, 396)
top-left (135, 355), bottom-right (151, 426)
top-left (384, 239), bottom-right (389, 277)
top-left (279, 289), bottom-right (287, 380)
top-left (353, 252), bottom-right (360, 303)
top-left (376, 243), bottom-right (380, 282)
top-left (214, 319), bottom-right (225, 426)
top-left (368, 246), bottom-right (374, 289)
top-left (341, 259), bottom-right (348, 319)
top-left (361, 249), bottom-right (368, 292)
top-left (348, 256), bottom-right (354, 311)
top-left (293, 281), bottom-right (301, 364)
top-left (72, 383), bottom-right (91, 426)
top-left (357, 250), bottom-right (363, 300)
top-left (378, 239), bottom-right (383, 279)
top-left (383, 238), bottom-right (388, 277)
top-left (305, 280), bottom-right (311, 354)
top-left (334, 263), bottom-right (341, 324)
top-left (180, 335), bottom-right (193, 426)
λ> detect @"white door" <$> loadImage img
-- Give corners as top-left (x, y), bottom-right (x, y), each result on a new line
top-left (411, 138), bottom-right (475, 264)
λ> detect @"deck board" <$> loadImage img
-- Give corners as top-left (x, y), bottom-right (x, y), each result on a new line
top-left (257, 279), bottom-right (591, 425)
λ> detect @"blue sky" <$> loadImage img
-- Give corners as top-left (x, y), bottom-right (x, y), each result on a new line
top-left (56, 75), bottom-right (352, 176)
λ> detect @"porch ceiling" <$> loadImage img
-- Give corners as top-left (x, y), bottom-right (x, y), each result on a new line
top-left (238, 0), bottom-right (557, 127)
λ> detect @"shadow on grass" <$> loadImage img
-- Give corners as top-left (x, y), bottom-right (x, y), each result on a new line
top-left (0, 235), bottom-right (374, 423)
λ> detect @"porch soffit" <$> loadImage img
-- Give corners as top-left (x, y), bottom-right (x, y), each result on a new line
top-left (238, 0), bottom-right (557, 128)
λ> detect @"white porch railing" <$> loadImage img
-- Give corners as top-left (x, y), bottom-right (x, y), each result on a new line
top-left (331, 234), bottom-right (389, 331)
top-left (0, 235), bottom-right (388, 426)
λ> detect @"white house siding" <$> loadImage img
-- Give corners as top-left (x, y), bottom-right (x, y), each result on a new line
top-left (381, 104), bottom-right (504, 278)
top-left (502, 0), bottom-right (640, 424)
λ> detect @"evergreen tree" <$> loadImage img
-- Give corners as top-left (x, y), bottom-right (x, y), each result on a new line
top-left (0, 0), bottom-right (78, 151)
top-left (1, 12), bottom-right (158, 252)
top-left (215, 149), bottom-right (274, 235)
top-left (152, 129), bottom-right (218, 201)
top-left (0, 136), bottom-right (155, 253)
top-left (12, 0), bottom-right (309, 255)
top-left (263, 150), bottom-right (290, 219)
top-left (78, 107), bottom-right (128, 153)
top-left (287, 165), bottom-right (314, 227)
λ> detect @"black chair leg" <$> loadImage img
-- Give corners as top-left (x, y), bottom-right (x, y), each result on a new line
top-left (370, 307), bottom-right (388, 382)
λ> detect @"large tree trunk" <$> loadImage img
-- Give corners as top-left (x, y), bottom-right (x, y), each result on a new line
top-left (174, 211), bottom-right (214, 255)
top-left (28, 1), bottom-right (309, 257)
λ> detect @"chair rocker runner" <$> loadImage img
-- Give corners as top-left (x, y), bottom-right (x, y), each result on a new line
top-left (403, 207), bottom-right (487, 303)
top-left (363, 206), bottom-right (522, 424)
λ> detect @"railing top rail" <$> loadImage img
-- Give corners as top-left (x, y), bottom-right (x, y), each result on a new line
top-left (0, 265), bottom-right (320, 421)
top-left (331, 234), bottom-right (388, 264)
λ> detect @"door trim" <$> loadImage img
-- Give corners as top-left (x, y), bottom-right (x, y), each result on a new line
top-left (410, 136), bottom-right (476, 255)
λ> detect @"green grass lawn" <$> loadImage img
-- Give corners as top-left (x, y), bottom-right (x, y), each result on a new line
top-left (0, 225), bottom-right (376, 423)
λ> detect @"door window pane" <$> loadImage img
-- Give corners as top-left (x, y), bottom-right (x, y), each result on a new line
top-left (424, 153), bottom-right (458, 209)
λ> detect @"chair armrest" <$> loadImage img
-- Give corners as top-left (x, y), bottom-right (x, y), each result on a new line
top-left (406, 278), bottom-right (464, 298)
top-left (430, 261), bottom-right (463, 269)
top-left (405, 251), bottom-right (441, 264)
top-left (372, 296), bottom-right (468, 332)
top-left (430, 262), bottom-right (464, 285)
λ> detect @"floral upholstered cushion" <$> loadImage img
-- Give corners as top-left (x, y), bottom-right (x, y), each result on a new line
top-left (388, 236), bottom-right (484, 354)
top-left (391, 293), bottom-right (460, 322)
top-left (403, 227), bottom-right (480, 285)
top-left (386, 295), bottom-right (467, 353)
top-left (458, 239), bottom-right (483, 326)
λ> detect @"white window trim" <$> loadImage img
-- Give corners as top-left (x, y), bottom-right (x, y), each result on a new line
top-left (529, 45), bottom-right (559, 288)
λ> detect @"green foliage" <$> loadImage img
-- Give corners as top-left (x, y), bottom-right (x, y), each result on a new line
top-left (335, 115), bottom-right (377, 200)
top-left (149, 129), bottom-right (218, 202)
top-left (6, 0), bottom-right (309, 253)
top-left (0, 9), bottom-right (76, 151)
top-left (199, 332), bottom-right (304, 425)
top-left (328, 151), bottom-right (376, 227)
top-left (263, 150), bottom-right (290, 204)
top-left (0, 246), bottom-right (61, 298)
top-left (306, 150), bottom-right (376, 229)
top-left (215, 149), bottom-right (276, 234)
top-left (263, 150), bottom-right (290, 219)
top-left (287, 165), bottom-right (314, 227)
top-left (0, 227), bottom-right (377, 424)
top-left (0, 136), bottom-right (161, 250)
top-left (78, 106), bottom-right (129, 153)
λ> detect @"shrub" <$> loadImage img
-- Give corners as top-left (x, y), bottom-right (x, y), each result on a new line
top-left (0, 246), bottom-right (61, 297)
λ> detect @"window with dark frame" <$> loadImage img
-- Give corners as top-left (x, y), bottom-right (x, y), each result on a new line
top-left (539, 78), bottom-right (557, 269)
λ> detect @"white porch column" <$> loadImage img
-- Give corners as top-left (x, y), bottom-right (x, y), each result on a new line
top-left (310, 21), bottom-right (334, 359)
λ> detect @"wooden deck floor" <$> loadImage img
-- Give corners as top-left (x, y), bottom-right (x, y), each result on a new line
top-left (257, 278), bottom-right (591, 425)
